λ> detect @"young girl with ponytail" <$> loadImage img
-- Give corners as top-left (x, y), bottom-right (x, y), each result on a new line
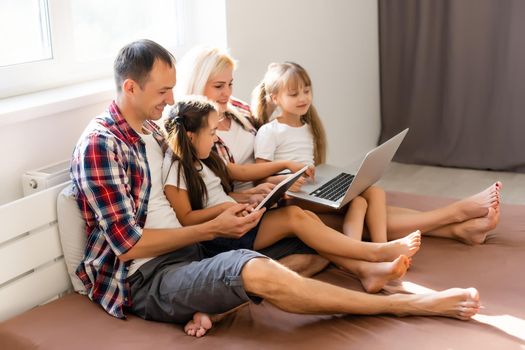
top-left (252, 62), bottom-right (393, 244)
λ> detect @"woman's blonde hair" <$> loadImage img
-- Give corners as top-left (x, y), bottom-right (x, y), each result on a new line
top-left (251, 62), bottom-right (327, 164)
top-left (175, 46), bottom-right (254, 130)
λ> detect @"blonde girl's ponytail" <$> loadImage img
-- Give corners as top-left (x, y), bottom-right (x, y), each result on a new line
top-left (304, 104), bottom-right (327, 164)
top-left (251, 81), bottom-right (272, 125)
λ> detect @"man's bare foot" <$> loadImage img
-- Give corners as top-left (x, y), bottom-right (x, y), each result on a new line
top-left (453, 206), bottom-right (499, 245)
top-left (376, 230), bottom-right (421, 261)
top-left (184, 304), bottom-right (248, 337)
top-left (452, 182), bottom-right (502, 222)
top-left (184, 312), bottom-right (213, 337)
top-left (406, 287), bottom-right (480, 320)
top-left (358, 255), bottom-right (410, 293)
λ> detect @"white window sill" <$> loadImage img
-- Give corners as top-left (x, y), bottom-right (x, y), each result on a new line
top-left (0, 79), bottom-right (114, 128)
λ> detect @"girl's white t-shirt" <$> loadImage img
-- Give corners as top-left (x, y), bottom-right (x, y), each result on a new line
top-left (164, 160), bottom-right (236, 208)
top-left (129, 132), bottom-right (182, 276)
top-left (254, 119), bottom-right (315, 166)
top-left (217, 120), bottom-right (256, 192)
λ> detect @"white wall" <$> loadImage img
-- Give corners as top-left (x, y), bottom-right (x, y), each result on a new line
top-left (0, 0), bottom-right (380, 205)
top-left (0, 102), bottom-right (107, 205)
top-left (226, 0), bottom-right (381, 165)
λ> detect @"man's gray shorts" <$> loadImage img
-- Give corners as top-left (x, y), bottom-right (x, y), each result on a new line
top-left (128, 238), bottom-right (316, 323)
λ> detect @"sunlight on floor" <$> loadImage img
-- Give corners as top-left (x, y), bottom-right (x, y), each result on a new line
top-left (398, 281), bottom-right (525, 341)
top-left (473, 314), bottom-right (525, 341)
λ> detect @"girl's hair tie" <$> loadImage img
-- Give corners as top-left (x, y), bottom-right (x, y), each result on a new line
top-left (174, 116), bottom-right (184, 126)
top-left (165, 114), bottom-right (184, 133)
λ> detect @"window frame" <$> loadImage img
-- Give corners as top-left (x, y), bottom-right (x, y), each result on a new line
top-left (0, 0), bottom-right (194, 99)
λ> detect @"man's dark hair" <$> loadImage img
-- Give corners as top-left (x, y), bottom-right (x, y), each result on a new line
top-left (114, 39), bottom-right (175, 93)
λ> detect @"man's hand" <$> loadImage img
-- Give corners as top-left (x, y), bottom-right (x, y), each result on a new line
top-left (211, 204), bottom-right (265, 239)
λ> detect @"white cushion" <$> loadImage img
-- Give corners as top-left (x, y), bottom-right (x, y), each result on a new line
top-left (56, 184), bottom-right (87, 294)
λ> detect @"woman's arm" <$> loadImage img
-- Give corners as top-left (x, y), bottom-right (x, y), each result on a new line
top-left (229, 191), bottom-right (266, 205)
top-left (255, 158), bottom-right (311, 192)
top-left (164, 184), bottom-right (236, 226)
top-left (227, 160), bottom-right (305, 182)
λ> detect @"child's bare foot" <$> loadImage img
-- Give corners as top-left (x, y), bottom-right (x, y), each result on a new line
top-left (184, 312), bottom-right (213, 337)
top-left (358, 255), bottom-right (410, 293)
top-left (375, 230), bottom-right (421, 261)
top-left (453, 206), bottom-right (499, 245)
top-left (404, 287), bottom-right (480, 320)
top-left (453, 182), bottom-right (502, 222)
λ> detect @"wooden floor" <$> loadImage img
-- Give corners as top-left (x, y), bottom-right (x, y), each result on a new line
top-left (378, 162), bottom-right (525, 205)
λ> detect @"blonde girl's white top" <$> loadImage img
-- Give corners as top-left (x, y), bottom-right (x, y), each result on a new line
top-left (254, 119), bottom-right (315, 166)
top-left (163, 159), bottom-right (237, 208)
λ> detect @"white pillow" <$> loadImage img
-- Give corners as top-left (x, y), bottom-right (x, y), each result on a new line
top-left (56, 184), bottom-right (87, 294)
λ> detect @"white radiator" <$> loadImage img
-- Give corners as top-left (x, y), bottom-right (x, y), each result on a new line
top-left (22, 159), bottom-right (71, 196)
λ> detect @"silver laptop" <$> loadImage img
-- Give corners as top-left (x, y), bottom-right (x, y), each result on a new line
top-left (287, 128), bottom-right (409, 209)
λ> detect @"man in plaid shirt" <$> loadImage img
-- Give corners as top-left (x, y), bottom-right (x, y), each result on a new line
top-left (70, 39), bottom-right (480, 337)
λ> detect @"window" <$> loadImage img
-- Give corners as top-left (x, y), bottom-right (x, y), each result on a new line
top-left (0, 0), bottom-right (227, 99)
top-left (0, 0), bottom-right (52, 67)
top-left (71, 0), bottom-right (181, 63)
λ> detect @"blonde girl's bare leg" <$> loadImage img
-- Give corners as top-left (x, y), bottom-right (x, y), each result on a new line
top-left (342, 196), bottom-right (368, 240)
top-left (361, 186), bottom-right (388, 243)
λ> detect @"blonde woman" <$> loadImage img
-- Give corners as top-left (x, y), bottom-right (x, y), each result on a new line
top-left (176, 46), bottom-right (265, 194)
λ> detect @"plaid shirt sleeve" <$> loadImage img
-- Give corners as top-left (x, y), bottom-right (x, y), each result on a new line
top-left (214, 136), bottom-right (235, 164)
top-left (76, 133), bottom-right (143, 255)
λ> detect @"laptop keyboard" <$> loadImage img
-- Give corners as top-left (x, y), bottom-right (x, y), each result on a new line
top-left (310, 172), bottom-right (355, 201)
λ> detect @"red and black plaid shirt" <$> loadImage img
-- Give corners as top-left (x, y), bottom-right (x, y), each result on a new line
top-left (71, 101), bottom-right (165, 318)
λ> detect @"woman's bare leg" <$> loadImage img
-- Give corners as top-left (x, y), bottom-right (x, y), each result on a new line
top-left (422, 206), bottom-right (500, 245)
top-left (386, 182), bottom-right (501, 239)
top-left (320, 204), bottom-right (498, 245)
top-left (386, 204), bottom-right (499, 244)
